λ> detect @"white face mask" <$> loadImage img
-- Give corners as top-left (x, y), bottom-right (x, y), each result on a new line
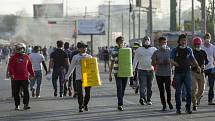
top-left (161, 44), bottom-right (167, 49)
top-left (145, 41), bottom-right (150, 45)
top-left (205, 39), bottom-right (211, 43)
top-left (195, 47), bottom-right (201, 51)
top-left (179, 45), bottom-right (186, 49)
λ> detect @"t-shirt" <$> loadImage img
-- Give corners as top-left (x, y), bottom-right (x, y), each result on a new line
top-left (30, 52), bottom-right (45, 71)
top-left (110, 48), bottom-right (119, 74)
top-left (151, 48), bottom-right (171, 76)
top-left (50, 48), bottom-right (68, 68)
top-left (192, 49), bottom-right (208, 72)
top-left (170, 47), bottom-right (195, 73)
top-left (201, 43), bottom-right (215, 70)
top-left (65, 53), bottom-right (92, 80)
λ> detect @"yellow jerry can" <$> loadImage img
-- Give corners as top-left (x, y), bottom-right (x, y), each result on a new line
top-left (118, 48), bottom-right (133, 77)
top-left (81, 57), bottom-right (102, 87)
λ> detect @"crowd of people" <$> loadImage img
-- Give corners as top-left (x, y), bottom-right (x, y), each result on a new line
top-left (5, 32), bottom-right (215, 115)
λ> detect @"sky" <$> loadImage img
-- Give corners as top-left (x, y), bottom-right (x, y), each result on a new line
top-left (0, 0), bottom-right (201, 16)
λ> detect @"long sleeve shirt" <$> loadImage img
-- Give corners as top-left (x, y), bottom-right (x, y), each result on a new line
top-left (65, 53), bottom-right (92, 80)
top-left (8, 53), bottom-right (35, 80)
top-left (133, 47), bottom-right (157, 71)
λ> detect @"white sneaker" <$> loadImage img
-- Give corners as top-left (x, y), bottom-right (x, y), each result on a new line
top-left (147, 101), bottom-right (152, 105)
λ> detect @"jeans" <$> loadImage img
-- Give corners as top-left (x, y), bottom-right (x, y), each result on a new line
top-left (175, 71), bottom-right (192, 110)
top-left (114, 74), bottom-right (128, 106)
top-left (205, 69), bottom-right (215, 102)
top-left (14, 80), bottom-right (29, 106)
top-left (156, 75), bottom-right (172, 107)
top-left (138, 70), bottom-right (154, 101)
top-left (30, 70), bottom-right (42, 96)
top-left (52, 67), bottom-right (66, 95)
top-left (76, 80), bottom-right (91, 109)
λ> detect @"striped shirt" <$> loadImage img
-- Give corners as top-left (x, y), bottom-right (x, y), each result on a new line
top-left (111, 48), bottom-right (119, 74)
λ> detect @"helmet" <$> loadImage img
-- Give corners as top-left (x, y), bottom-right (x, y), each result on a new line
top-left (192, 37), bottom-right (202, 45)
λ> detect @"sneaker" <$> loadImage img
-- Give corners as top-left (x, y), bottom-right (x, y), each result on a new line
top-left (193, 106), bottom-right (197, 111)
top-left (54, 92), bottom-right (57, 97)
top-left (185, 109), bottom-right (192, 114)
top-left (117, 106), bottom-right (124, 111)
top-left (32, 89), bottom-right (35, 97)
top-left (15, 105), bottom-right (20, 110)
top-left (208, 101), bottom-right (215, 105)
top-left (73, 93), bottom-right (77, 98)
top-left (162, 106), bottom-right (166, 111)
top-left (139, 99), bottom-right (145, 105)
top-left (79, 108), bottom-right (84, 112)
top-left (23, 105), bottom-right (31, 110)
top-left (135, 87), bottom-right (139, 94)
top-left (60, 94), bottom-right (63, 98)
top-left (84, 106), bottom-right (88, 111)
top-left (147, 101), bottom-right (152, 105)
top-left (176, 109), bottom-right (181, 114)
top-left (169, 104), bottom-right (173, 110)
top-left (36, 95), bottom-right (40, 98)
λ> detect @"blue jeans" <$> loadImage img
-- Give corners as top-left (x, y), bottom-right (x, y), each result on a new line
top-left (30, 70), bottom-right (42, 96)
top-left (114, 74), bottom-right (128, 106)
top-left (52, 67), bottom-right (66, 95)
top-left (205, 69), bottom-right (215, 102)
top-left (138, 70), bottom-right (154, 101)
top-left (175, 71), bottom-right (192, 110)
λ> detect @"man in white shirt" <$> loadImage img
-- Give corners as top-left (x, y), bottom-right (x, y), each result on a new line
top-left (65, 42), bottom-right (92, 112)
top-left (201, 33), bottom-right (215, 105)
top-left (30, 46), bottom-right (48, 98)
top-left (133, 36), bottom-right (157, 105)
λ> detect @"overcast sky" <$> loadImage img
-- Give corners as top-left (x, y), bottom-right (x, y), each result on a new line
top-left (0, 0), bottom-right (201, 16)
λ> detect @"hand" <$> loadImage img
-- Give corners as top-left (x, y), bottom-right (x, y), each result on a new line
top-left (29, 75), bottom-right (35, 80)
top-left (10, 75), bottom-right (15, 80)
top-left (197, 66), bottom-right (201, 73)
top-left (174, 62), bottom-right (179, 67)
top-left (109, 74), bottom-right (112, 82)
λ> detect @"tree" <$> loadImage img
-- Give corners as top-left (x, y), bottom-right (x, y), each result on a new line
top-left (2, 14), bottom-right (18, 32)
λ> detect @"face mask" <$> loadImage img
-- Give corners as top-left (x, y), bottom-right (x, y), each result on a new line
top-left (179, 45), bottom-right (186, 49)
top-left (145, 41), bottom-right (150, 45)
top-left (205, 39), bottom-right (211, 43)
top-left (161, 44), bottom-right (167, 49)
top-left (195, 47), bottom-right (201, 51)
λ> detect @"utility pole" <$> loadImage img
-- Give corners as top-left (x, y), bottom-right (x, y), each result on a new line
top-left (129, 0), bottom-right (131, 44)
top-left (84, 6), bottom-right (87, 18)
top-left (202, 0), bottom-right (206, 35)
top-left (192, 0), bottom-right (195, 37)
top-left (179, 0), bottom-right (181, 31)
top-left (132, 10), bottom-right (136, 40)
top-left (107, 0), bottom-right (111, 48)
top-left (149, 0), bottom-right (153, 40)
top-left (170, 0), bottom-right (177, 31)
top-left (122, 12), bottom-right (124, 37)
top-left (138, 7), bottom-right (141, 39)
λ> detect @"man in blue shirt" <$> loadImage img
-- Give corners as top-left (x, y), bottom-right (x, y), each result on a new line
top-left (170, 34), bottom-right (200, 114)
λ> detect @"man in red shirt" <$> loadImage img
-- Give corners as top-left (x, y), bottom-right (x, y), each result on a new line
top-left (8, 43), bottom-right (35, 110)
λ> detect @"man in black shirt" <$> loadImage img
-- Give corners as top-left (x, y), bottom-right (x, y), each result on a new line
top-left (191, 37), bottom-right (208, 111)
top-left (48, 40), bottom-right (69, 97)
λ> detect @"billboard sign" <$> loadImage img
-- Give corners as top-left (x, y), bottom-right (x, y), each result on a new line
top-left (77, 19), bottom-right (105, 35)
top-left (33, 4), bottom-right (63, 18)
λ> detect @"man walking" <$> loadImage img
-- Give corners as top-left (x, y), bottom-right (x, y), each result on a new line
top-left (8, 43), bottom-right (35, 110)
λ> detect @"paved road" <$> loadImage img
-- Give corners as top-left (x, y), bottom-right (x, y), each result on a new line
top-left (0, 61), bottom-right (215, 121)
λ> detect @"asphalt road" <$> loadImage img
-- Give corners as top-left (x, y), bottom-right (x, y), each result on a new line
top-left (0, 60), bottom-right (215, 121)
